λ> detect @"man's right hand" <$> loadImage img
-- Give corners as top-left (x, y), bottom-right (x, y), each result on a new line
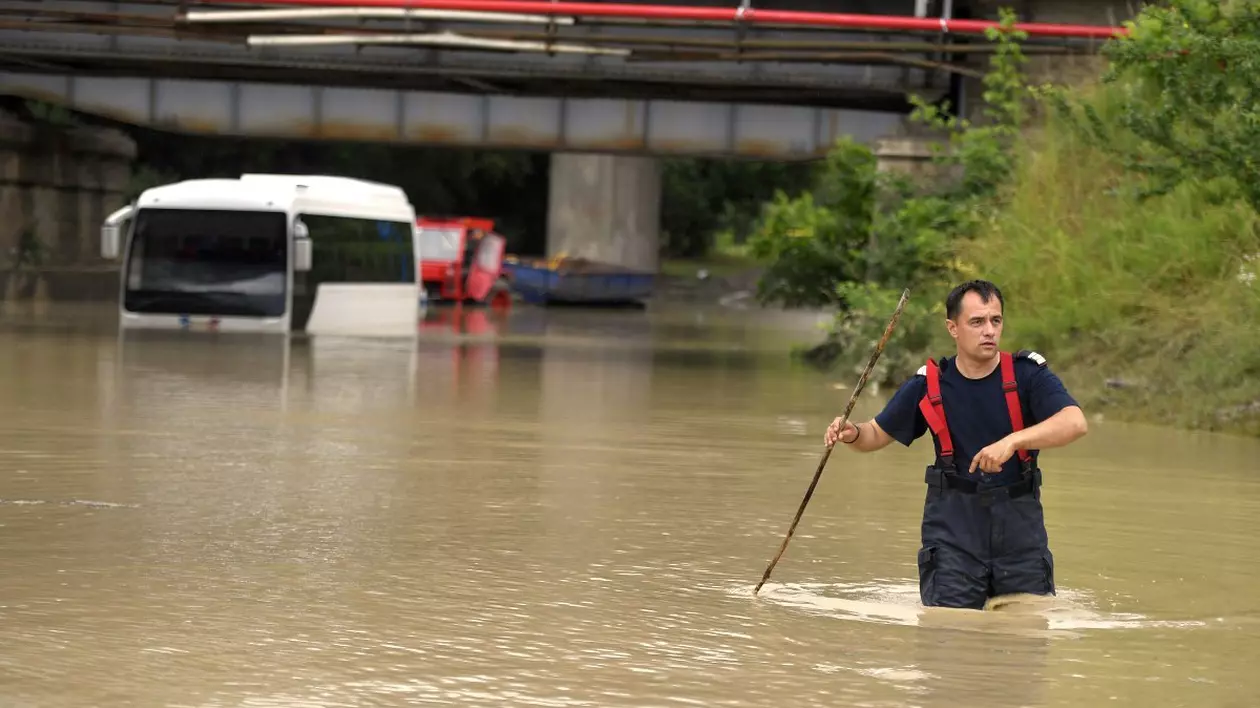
top-left (825, 417), bottom-right (858, 448)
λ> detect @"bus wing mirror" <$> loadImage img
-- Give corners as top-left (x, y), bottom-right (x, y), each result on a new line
top-left (101, 204), bottom-right (134, 260)
top-left (293, 219), bottom-right (312, 272)
top-left (101, 225), bottom-right (121, 260)
top-left (294, 238), bottom-right (312, 272)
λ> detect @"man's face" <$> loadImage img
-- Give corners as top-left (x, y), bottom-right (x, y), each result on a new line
top-left (947, 291), bottom-right (1003, 362)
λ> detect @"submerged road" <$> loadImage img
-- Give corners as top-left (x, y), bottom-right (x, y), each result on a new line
top-left (0, 302), bottom-right (1254, 706)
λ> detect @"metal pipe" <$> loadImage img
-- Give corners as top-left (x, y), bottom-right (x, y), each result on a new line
top-left (460, 30), bottom-right (1078, 53)
top-left (246, 30), bottom-right (629, 54)
top-left (0, 19), bottom-right (1090, 57)
top-left (184, 7), bottom-right (574, 24)
top-left (196, 0), bottom-right (1129, 39)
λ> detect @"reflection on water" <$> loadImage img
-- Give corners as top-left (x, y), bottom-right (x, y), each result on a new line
top-left (0, 302), bottom-right (1256, 707)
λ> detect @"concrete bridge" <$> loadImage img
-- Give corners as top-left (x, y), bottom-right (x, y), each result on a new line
top-left (0, 0), bottom-right (1127, 285)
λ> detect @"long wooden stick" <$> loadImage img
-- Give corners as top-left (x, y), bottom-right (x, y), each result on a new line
top-left (753, 287), bottom-right (911, 596)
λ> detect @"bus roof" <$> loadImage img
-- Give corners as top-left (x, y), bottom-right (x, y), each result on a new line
top-left (135, 174), bottom-right (416, 223)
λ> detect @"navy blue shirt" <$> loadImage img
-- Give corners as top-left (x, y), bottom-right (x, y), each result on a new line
top-left (874, 353), bottom-right (1079, 485)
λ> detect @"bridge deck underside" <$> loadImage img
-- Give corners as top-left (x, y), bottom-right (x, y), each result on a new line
top-left (0, 0), bottom-right (1103, 156)
top-left (0, 70), bottom-right (902, 159)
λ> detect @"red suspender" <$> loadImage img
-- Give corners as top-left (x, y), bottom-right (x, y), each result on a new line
top-left (999, 351), bottom-right (1033, 465)
top-left (918, 352), bottom-right (1032, 468)
top-left (917, 359), bottom-right (954, 463)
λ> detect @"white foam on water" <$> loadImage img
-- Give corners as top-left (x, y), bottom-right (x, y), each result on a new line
top-left (734, 580), bottom-right (1206, 637)
top-left (0, 499), bottom-right (137, 508)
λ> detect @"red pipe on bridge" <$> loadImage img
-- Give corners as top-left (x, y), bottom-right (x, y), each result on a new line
top-left (199, 0), bottom-right (1129, 40)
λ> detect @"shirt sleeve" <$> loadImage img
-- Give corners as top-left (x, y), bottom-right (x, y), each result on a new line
top-left (1025, 363), bottom-right (1080, 424)
top-left (874, 375), bottom-right (929, 447)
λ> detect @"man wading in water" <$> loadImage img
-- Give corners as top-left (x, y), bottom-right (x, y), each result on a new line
top-left (824, 280), bottom-right (1088, 610)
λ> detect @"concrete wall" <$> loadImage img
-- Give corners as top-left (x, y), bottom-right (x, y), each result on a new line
top-left (875, 136), bottom-right (954, 183)
top-left (972, 0), bottom-right (1136, 25)
top-left (0, 110), bottom-right (135, 301)
top-left (966, 0), bottom-right (1135, 97)
top-left (546, 153), bottom-right (661, 274)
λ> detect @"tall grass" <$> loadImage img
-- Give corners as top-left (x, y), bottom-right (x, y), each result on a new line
top-left (971, 84), bottom-right (1260, 432)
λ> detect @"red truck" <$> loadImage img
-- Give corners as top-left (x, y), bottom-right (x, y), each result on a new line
top-left (415, 216), bottom-right (512, 309)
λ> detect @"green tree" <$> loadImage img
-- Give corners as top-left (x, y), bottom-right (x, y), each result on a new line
top-left (659, 157), bottom-right (817, 258)
top-left (747, 8), bottom-right (1034, 379)
top-left (1042, 0), bottom-right (1260, 290)
top-left (746, 139), bottom-right (878, 307)
top-left (1054, 0), bottom-right (1260, 210)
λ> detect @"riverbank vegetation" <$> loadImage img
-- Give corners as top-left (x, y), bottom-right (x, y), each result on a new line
top-left (747, 1), bottom-right (1260, 435)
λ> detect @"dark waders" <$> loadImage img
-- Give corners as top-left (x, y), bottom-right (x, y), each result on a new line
top-left (915, 351), bottom-right (1055, 610)
top-left (918, 462), bottom-right (1054, 609)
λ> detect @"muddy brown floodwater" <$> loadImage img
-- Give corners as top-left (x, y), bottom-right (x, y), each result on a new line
top-left (0, 302), bottom-right (1256, 707)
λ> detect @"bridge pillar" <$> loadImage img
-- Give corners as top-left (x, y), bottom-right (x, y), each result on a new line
top-left (874, 136), bottom-right (939, 179)
top-left (874, 134), bottom-right (964, 190)
top-left (546, 152), bottom-right (660, 274)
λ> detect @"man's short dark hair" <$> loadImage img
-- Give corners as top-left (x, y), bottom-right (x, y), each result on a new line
top-left (945, 280), bottom-right (1005, 320)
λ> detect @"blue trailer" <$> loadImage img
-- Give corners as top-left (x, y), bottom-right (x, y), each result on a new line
top-left (502, 258), bottom-right (656, 306)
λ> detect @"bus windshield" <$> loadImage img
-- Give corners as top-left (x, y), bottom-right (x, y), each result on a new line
top-left (123, 208), bottom-right (288, 317)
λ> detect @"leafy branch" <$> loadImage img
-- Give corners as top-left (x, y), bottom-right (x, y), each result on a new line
top-left (745, 8), bottom-right (1033, 378)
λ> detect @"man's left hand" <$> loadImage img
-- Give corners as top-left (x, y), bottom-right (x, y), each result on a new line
top-left (970, 437), bottom-right (1015, 475)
